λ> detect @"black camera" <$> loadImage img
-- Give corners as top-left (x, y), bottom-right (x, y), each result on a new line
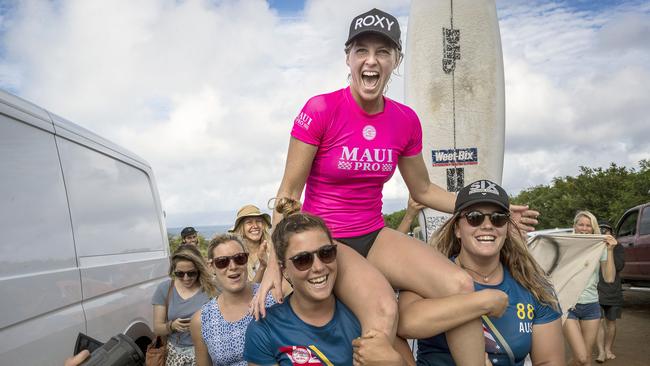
top-left (74, 333), bottom-right (145, 366)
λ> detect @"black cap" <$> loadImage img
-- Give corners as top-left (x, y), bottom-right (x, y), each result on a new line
top-left (180, 226), bottom-right (197, 238)
top-left (345, 8), bottom-right (402, 51)
top-left (598, 220), bottom-right (612, 230)
top-left (454, 180), bottom-right (510, 213)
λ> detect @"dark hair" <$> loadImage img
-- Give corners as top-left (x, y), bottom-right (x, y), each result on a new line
top-left (207, 234), bottom-right (246, 260)
top-left (271, 198), bottom-right (333, 262)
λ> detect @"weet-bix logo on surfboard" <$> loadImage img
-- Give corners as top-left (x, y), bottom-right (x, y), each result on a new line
top-left (431, 148), bottom-right (478, 167)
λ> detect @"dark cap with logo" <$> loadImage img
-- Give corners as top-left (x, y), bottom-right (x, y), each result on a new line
top-left (346, 8), bottom-right (402, 51)
top-left (180, 226), bottom-right (197, 238)
top-left (454, 180), bottom-right (510, 214)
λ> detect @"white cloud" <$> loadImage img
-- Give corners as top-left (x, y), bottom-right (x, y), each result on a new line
top-left (1, 0), bottom-right (648, 226)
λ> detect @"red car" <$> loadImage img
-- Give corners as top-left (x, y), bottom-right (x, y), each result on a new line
top-left (616, 202), bottom-right (650, 286)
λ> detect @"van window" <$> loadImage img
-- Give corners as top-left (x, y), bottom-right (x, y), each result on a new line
top-left (57, 138), bottom-right (165, 256)
top-left (0, 115), bottom-right (76, 275)
top-left (617, 211), bottom-right (638, 238)
top-left (640, 207), bottom-right (650, 236)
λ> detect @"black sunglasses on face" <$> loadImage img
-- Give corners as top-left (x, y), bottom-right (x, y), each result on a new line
top-left (174, 270), bottom-right (198, 279)
top-left (285, 244), bottom-right (337, 271)
top-left (211, 252), bottom-right (249, 269)
top-left (462, 211), bottom-right (510, 227)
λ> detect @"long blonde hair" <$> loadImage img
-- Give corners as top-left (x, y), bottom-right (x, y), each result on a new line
top-left (432, 213), bottom-right (559, 310)
top-left (170, 245), bottom-right (218, 298)
top-left (573, 210), bottom-right (599, 234)
top-left (233, 217), bottom-right (271, 247)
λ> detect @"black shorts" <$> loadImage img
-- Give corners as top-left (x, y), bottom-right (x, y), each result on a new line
top-left (335, 228), bottom-right (382, 258)
top-left (601, 305), bottom-right (623, 321)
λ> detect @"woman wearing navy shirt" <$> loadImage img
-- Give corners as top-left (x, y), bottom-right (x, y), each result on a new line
top-left (244, 198), bottom-right (402, 366)
top-left (398, 180), bottom-right (564, 366)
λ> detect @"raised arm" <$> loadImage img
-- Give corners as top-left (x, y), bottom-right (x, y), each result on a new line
top-left (396, 196), bottom-right (425, 235)
top-left (398, 154), bottom-right (539, 231)
top-left (253, 137), bottom-right (317, 319)
top-left (601, 235), bottom-right (618, 283)
top-left (397, 289), bottom-right (508, 339)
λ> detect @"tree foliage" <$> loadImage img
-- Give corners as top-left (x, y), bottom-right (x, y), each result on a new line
top-left (511, 160), bottom-right (650, 230)
top-left (383, 209), bottom-right (420, 232)
top-left (168, 234), bottom-right (209, 257)
top-left (383, 209), bottom-right (408, 230)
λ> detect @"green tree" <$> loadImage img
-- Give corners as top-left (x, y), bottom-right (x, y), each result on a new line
top-left (383, 209), bottom-right (420, 232)
top-left (383, 209), bottom-right (408, 230)
top-left (168, 234), bottom-right (209, 257)
top-left (511, 160), bottom-right (650, 230)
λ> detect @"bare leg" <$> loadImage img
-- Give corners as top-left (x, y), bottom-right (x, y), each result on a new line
top-left (333, 243), bottom-right (398, 340)
top-left (564, 319), bottom-right (588, 366)
top-left (595, 318), bottom-right (606, 362)
top-left (604, 319), bottom-right (617, 359)
top-left (575, 319), bottom-right (600, 366)
top-left (367, 228), bottom-right (483, 366)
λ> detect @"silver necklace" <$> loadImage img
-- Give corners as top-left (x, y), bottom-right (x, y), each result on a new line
top-left (457, 257), bottom-right (501, 282)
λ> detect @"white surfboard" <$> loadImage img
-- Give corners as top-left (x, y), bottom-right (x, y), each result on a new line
top-left (405, 0), bottom-right (505, 241)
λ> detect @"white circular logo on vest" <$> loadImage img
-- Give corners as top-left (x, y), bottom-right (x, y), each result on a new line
top-left (291, 347), bottom-right (310, 364)
top-left (362, 125), bottom-right (376, 140)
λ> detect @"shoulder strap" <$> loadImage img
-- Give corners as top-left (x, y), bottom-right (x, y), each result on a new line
top-left (160, 279), bottom-right (174, 344)
top-left (164, 279), bottom-right (174, 322)
top-left (482, 315), bottom-right (516, 365)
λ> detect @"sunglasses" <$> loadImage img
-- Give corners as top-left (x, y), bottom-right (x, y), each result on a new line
top-left (211, 252), bottom-right (249, 269)
top-left (173, 270), bottom-right (198, 279)
top-left (462, 211), bottom-right (510, 228)
top-left (285, 244), bottom-right (337, 271)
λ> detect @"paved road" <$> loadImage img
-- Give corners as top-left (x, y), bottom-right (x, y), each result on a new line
top-left (587, 287), bottom-right (650, 366)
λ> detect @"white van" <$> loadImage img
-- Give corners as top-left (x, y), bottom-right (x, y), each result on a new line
top-left (0, 89), bottom-right (169, 365)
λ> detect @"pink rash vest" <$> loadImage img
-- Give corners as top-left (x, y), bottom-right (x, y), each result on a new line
top-left (291, 87), bottom-right (423, 238)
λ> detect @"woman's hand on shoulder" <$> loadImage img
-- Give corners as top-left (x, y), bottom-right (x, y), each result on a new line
top-left (252, 257), bottom-right (284, 320)
top-left (509, 204), bottom-right (539, 232)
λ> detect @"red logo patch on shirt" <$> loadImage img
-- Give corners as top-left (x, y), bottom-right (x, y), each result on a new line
top-left (278, 346), bottom-right (325, 365)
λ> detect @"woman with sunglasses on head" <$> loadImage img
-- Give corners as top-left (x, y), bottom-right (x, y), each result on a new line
top-left (153, 245), bottom-right (218, 366)
top-left (255, 7), bottom-right (539, 365)
top-left (564, 211), bottom-right (617, 366)
top-left (190, 234), bottom-right (276, 366)
top-left (398, 180), bottom-right (564, 366)
top-left (245, 198), bottom-right (404, 366)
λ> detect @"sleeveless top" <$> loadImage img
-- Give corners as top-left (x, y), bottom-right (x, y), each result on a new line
top-left (200, 283), bottom-right (275, 366)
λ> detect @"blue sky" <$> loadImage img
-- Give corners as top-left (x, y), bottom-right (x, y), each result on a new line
top-left (1, 0), bottom-right (648, 226)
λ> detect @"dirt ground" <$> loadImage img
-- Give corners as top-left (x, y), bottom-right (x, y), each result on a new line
top-left (582, 287), bottom-right (650, 366)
